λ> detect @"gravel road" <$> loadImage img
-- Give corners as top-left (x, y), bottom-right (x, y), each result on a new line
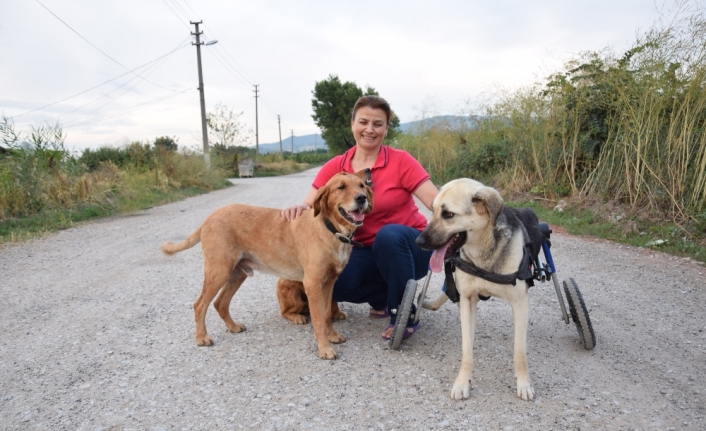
top-left (1, 167), bottom-right (705, 430)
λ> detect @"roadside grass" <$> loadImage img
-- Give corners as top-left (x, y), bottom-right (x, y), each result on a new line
top-left (0, 180), bottom-right (229, 243)
top-left (510, 199), bottom-right (706, 263)
top-left (254, 160), bottom-right (311, 177)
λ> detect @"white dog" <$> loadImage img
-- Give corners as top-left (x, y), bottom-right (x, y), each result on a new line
top-left (416, 178), bottom-right (542, 401)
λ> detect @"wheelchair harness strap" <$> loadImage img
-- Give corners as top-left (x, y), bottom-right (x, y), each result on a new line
top-left (443, 245), bottom-right (535, 304)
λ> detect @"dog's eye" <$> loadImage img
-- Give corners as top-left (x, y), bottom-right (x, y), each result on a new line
top-left (338, 184), bottom-right (346, 190)
top-left (442, 211), bottom-right (454, 220)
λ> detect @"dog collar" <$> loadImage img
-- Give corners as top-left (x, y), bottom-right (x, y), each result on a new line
top-left (323, 217), bottom-right (364, 247)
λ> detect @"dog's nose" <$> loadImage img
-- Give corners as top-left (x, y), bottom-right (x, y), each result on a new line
top-left (355, 194), bottom-right (367, 205)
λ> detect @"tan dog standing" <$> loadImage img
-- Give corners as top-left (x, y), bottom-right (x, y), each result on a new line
top-left (161, 171), bottom-right (373, 359)
top-left (416, 178), bottom-right (541, 400)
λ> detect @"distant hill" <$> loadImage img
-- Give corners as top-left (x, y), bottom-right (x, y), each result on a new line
top-left (256, 115), bottom-right (475, 153)
top-left (398, 115), bottom-right (476, 133)
top-left (258, 134), bottom-right (324, 154)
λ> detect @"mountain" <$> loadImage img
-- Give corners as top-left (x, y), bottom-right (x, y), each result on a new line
top-left (256, 115), bottom-right (475, 153)
top-left (398, 115), bottom-right (477, 132)
top-left (257, 133), bottom-right (325, 154)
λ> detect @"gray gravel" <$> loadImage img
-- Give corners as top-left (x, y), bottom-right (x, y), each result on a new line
top-left (1, 167), bottom-right (705, 430)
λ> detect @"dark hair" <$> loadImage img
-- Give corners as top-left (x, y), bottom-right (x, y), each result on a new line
top-left (351, 95), bottom-right (395, 125)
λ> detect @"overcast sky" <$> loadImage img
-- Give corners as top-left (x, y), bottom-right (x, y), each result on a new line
top-left (1, 0), bottom-right (688, 152)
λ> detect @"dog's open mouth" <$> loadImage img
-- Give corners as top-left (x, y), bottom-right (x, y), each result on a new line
top-left (339, 207), bottom-right (365, 226)
top-left (429, 232), bottom-right (467, 273)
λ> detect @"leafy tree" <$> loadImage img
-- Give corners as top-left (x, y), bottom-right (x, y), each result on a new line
top-left (206, 103), bottom-right (250, 148)
top-left (311, 75), bottom-right (401, 154)
top-left (154, 136), bottom-right (178, 151)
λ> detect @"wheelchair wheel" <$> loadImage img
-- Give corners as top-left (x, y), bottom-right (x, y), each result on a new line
top-left (563, 278), bottom-right (596, 350)
top-left (390, 279), bottom-right (418, 350)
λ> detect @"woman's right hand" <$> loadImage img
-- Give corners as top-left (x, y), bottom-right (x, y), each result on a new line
top-left (281, 204), bottom-right (310, 221)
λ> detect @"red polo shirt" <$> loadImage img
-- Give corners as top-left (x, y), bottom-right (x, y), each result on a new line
top-left (313, 145), bottom-right (430, 246)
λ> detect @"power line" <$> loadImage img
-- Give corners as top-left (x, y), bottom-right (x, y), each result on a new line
top-left (61, 49), bottom-right (178, 127)
top-left (63, 88), bottom-right (192, 129)
top-left (9, 39), bottom-right (191, 120)
top-left (160, 0), bottom-right (192, 29)
top-left (35, 0), bottom-right (179, 93)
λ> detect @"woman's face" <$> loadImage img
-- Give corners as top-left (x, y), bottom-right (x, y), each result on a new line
top-left (351, 106), bottom-right (389, 150)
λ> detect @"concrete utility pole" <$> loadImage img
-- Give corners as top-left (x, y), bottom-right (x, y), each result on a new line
top-left (191, 21), bottom-right (217, 169)
top-left (253, 85), bottom-right (259, 165)
top-left (290, 130), bottom-right (294, 155)
top-left (277, 115), bottom-right (283, 162)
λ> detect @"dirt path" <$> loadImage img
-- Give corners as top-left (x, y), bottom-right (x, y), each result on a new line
top-left (1, 168), bottom-right (705, 430)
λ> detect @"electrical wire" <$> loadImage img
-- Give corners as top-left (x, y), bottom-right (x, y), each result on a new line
top-left (9, 38), bottom-right (191, 120)
top-left (35, 0), bottom-right (180, 93)
top-left (63, 87), bottom-right (193, 129)
top-left (61, 47), bottom-right (179, 127)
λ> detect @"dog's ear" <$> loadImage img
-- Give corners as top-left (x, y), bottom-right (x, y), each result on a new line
top-left (471, 186), bottom-right (504, 223)
top-left (354, 168), bottom-right (373, 187)
top-left (312, 185), bottom-right (329, 218)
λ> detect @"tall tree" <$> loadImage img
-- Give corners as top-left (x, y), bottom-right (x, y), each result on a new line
top-left (313, 75), bottom-right (404, 154)
top-left (206, 103), bottom-right (250, 148)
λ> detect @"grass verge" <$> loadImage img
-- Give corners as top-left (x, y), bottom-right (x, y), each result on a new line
top-left (511, 199), bottom-right (706, 263)
top-left (0, 180), bottom-right (230, 243)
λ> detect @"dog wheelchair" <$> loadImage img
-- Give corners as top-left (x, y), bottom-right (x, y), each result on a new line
top-left (389, 222), bottom-right (596, 351)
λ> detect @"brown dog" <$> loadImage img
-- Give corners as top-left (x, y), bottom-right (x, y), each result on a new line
top-left (161, 170), bottom-right (373, 359)
top-left (276, 278), bottom-right (347, 324)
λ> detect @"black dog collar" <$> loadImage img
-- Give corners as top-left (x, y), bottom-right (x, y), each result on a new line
top-left (323, 217), bottom-right (364, 247)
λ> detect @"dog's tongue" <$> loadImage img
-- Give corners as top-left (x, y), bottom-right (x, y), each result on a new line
top-left (429, 239), bottom-right (453, 273)
top-left (349, 211), bottom-right (365, 222)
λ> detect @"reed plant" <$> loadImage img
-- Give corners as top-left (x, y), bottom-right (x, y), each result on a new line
top-left (391, 7), bottom-right (706, 261)
top-left (399, 8), bottom-right (706, 235)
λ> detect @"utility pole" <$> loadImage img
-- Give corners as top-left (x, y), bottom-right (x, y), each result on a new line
top-left (290, 130), bottom-right (294, 154)
top-left (277, 115), bottom-right (283, 162)
top-left (253, 85), bottom-right (259, 165)
top-left (190, 21), bottom-right (216, 169)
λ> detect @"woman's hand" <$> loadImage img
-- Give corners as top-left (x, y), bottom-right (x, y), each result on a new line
top-left (281, 204), bottom-right (310, 221)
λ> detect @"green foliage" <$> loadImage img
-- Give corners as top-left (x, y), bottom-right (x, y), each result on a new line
top-left (291, 148), bottom-right (331, 165)
top-left (311, 75), bottom-right (401, 154)
top-left (154, 135), bottom-right (178, 152)
top-left (312, 75), bottom-right (366, 154)
top-left (455, 139), bottom-right (510, 182)
top-left (78, 141), bottom-right (154, 171)
top-left (0, 118), bottom-right (230, 241)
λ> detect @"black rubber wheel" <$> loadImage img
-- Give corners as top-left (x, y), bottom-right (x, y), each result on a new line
top-left (390, 279), bottom-right (418, 350)
top-left (563, 278), bottom-right (596, 350)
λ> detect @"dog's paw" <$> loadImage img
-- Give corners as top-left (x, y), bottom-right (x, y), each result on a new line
top-left (196, 335), bottom-right (214, 346)
top-left (318, 346), bottom-right (338, 360)
top-left (450, 380), bottom-right (471, 400)
top-left (226, 322), bottom-right (246, 333)
top-left (283, 313), bottom-right (308, 325)
top-left (332, 310), bottom-right (347, 320)
top-left (517, 380), bottom-right (534, 401)
top-left (328, 331), bottom-right (346, 344)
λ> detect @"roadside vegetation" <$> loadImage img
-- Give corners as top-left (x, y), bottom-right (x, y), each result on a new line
top-left (395, 9), bottom-right (706, 262)
top-left (0, 108), bottom-right (327, 242)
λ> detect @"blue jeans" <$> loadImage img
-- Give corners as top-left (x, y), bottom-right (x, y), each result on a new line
top-left (332, 224), bottom-right (433, 324)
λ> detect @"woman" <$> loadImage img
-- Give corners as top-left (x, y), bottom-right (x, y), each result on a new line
top-left (282, 95), bottom-right (437, 340)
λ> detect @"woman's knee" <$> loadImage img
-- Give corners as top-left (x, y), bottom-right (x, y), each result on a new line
top-left (373, 224), bottom-right (414, 253)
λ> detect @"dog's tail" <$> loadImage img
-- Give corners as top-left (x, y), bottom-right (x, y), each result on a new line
top-left (422, 292), bottom-right (449, 311)
top-left (161, 227), bottom-right (202, 255)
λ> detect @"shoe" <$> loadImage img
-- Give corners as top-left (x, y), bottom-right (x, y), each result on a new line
top-left (369, 306), bottom-right (389, 318)
top-left (381, 321), bottom-right (421, 341)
